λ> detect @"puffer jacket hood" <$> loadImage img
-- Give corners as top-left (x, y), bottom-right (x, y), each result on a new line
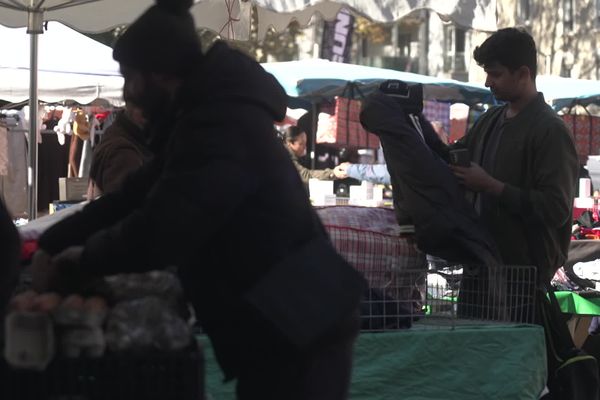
top-left (179, 41), bottom-right (287, 123)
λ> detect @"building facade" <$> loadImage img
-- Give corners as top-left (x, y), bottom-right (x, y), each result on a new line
top-left (296, 1), bottom-right (600, 84)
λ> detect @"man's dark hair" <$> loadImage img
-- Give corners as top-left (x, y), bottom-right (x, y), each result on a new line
top-left (473, 27), bottom-right (537, 78)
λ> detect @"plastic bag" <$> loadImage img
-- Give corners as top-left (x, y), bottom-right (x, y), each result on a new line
top-left (104, 296), bottom-right (191, 352)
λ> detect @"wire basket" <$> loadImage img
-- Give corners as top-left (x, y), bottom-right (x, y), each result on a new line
top-left (360, 262), bottom-right (538, 332)
top-left (321, 221), bottom-right (537, 331)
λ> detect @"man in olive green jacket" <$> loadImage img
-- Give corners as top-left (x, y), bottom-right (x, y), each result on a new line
top-left (451, 28), bottom-right (578, 284)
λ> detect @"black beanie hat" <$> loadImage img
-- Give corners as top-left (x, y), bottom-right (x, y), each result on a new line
top-left (113, 0), bottom-right (202, 75)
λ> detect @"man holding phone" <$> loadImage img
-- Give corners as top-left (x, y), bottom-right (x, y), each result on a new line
top-left (362, 28), bottom-right (577, 286)
top-left (450, 28), bottom-right (577, 285)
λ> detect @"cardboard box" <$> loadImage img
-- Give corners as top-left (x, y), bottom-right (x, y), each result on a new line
top-left (58, 177), bottom-right (88, 202)
top-left (568, 315), bottom-right (592, 348)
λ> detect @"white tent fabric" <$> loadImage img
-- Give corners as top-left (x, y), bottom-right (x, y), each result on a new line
top-left (0, 0), bottom-right (497, 39)
top-left (536, 75), bottom-right (600, 109)
top-left (0, 22), bottom-right (124, 106)
top-left (252, 0), bottom-right (498, 40)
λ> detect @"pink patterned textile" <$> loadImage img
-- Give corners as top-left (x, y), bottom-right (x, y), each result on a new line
top-left (315, 206), bottom-right (426, 291)
top-left (423, 100), bottom-right (451, 134)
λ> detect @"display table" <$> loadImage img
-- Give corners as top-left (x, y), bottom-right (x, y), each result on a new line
top-left (198, 323), bottom-right (547, 400)
top-left (556, 291), bottom-right (600, 315)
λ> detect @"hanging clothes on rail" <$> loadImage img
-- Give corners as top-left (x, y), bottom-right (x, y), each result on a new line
top-left (0, 113), bottom-right (27, 218)
top-left (39, 114), bottom-right (72, 212)
top-left (0, 120), bottom-right (8, 176)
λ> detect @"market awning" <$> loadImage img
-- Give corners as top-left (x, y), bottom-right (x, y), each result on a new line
top-left (0, 0), bottom-right (498, 39)
top-left (0, 22), bottom-right (123, 106)
top-left (536, 75), bottom-right (600, 110)
top-left (262, 58), bottom-right (494, 108)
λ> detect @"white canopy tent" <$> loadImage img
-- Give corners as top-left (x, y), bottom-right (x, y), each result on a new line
top-left (0, 0), bottom-right (497, 219)
top-left (0, 0), bottom-right (498, 38)
top-left (0, 22), bottom-right (124, 106)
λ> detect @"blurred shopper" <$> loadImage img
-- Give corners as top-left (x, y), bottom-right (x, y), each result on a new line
top-left (29, 0), bottom-right (364, 399)
top-left (334, 162), bottom-right (390, 185)
top-left (282, 125), bottom-right (338, 184)
top-left (87, 103), bottom-right (150, 199)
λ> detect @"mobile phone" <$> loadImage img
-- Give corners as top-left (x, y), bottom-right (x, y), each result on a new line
top-left (449, 148), bottom-right (470, 167)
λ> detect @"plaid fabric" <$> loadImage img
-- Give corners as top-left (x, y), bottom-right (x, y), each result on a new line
top-left (315, 206), bottom-right (427, 294)
top-left (561, 114), bottom-right (600, 163)
top-left (423, 100), bottom-right (451, 134)
top-left (316, 97), bottom-right (380, 149)
top-left (316, 205), bottom-right (401, 234)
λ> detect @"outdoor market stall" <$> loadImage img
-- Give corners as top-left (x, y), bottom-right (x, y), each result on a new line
top-left (262, 60), bottom-right (544, 399)
top-left (0, 22), bottom-right (124, 219)
top-left (13, 204), bottom-right (550, 399)
top-left (1, 2), bottom-right (552, 399)
top-left (262, 58), bottom-right (494, 169)
top-left (0, 0), bottom-right (498, 220)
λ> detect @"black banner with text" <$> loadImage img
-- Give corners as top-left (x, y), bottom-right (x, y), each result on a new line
top-left (321, 9), bottom-right (354, 63)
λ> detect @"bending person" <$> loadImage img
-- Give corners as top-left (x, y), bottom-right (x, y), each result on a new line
top-left (28, 1), bottom-right (365, 398)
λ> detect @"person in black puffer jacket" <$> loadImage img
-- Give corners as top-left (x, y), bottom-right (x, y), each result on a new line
top-left (29, 1), bottom-right (365, 399)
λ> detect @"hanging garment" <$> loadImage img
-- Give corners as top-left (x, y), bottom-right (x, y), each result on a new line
top-left (360, 90), bottom-right (501, 266)
top-left (0, 117), bottom-right (27, 218)
top-left (0, 122), bottom-right (8, 176)
top-left (38, 131), bottom-right (72, 211)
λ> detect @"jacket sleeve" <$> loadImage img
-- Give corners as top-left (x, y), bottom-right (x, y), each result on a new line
top-left (498, 119), bottom-right (578, 228)
top-left (99, 145), bottom-right (145, 194)
top-left (38, 159), bottom-right (161, 256)
top-left (79, 110), bottom-right (261, 277)
top-left (346, 163), bottom-right (391, 184)
top-left (292, 158), bottom-right (335, 183)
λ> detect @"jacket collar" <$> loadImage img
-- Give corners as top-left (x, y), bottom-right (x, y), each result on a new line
top-left (503, 92), bottom-right (547, 124)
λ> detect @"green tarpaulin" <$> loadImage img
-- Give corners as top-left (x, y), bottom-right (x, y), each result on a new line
top-left (199, 323), bottom-right (546, 400)
top-left (556, 291), bottom-right (600, 315)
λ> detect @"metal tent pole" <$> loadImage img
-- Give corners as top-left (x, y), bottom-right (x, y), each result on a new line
top-left (26, 9), bottom-right (43, 220)
top-left (310, 101), bottom-right (317, 170)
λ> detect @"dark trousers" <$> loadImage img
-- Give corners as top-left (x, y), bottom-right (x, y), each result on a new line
top-left (235, 311), bottom-right (360, 400)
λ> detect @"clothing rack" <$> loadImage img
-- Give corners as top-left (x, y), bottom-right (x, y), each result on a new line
top-left (1, 115), bottom-right (103, 136)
